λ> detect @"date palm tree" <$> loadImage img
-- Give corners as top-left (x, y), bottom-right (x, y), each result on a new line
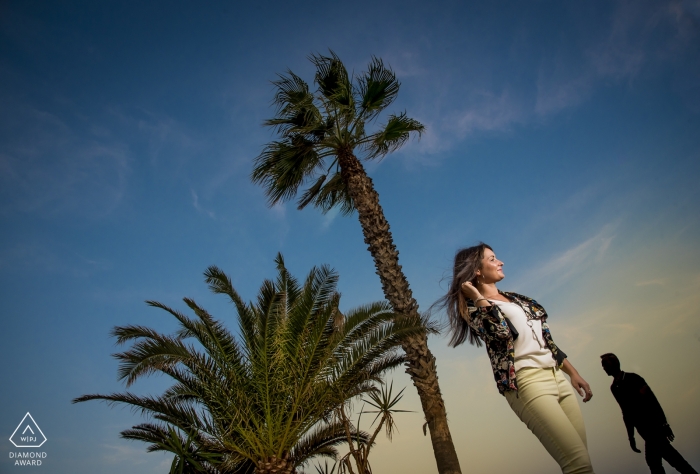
top-left (74, 254), bottom-right (425, 474)
top-left (251, 52), bottom-right (461, 474)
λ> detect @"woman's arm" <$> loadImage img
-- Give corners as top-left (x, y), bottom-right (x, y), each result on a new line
top-left (462, 281), bottom-right (511, 341)
top-left (460, 282), bottom-right (511, 341)
top-left (561, 359), bottom-right (593, 402)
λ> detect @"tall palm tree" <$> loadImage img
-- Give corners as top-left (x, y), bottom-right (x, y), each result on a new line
top-left (251, 52), bottom-right (461, 474)
top-left (74, 254), bottom-right (426, 474)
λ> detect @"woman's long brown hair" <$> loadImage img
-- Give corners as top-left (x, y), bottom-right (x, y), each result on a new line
top-left (434, 242), bottom-right (492, 347)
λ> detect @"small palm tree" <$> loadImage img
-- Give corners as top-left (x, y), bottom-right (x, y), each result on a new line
top-left (252, 52), bottom-right (461, 474)
top-left (74, 254), bottom-right (426, 474)
top-left (335, 382), bottom-right (412, 474)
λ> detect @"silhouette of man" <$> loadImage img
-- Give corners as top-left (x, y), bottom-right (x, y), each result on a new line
top-left (601, 353), bottom-right (697, 474)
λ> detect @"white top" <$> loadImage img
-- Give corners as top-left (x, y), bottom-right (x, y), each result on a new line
top-left (491, 300), bottom-right (556, 372)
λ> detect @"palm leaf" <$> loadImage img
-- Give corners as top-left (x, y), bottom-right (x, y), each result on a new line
top-left (251, 138), bottom-right (325, 206)
top-left (309, 172), bottom-right (354, 215)
top-left (357, 56), bottom-right (400, 121)
top-left (310, 51), bottom-right (354, 109)
top-left (364, 112), bottom-right (424, 160)
top-left (291, 420), bottom-right (367, 467)
top-left (296, 173), bottom-right (328, 210)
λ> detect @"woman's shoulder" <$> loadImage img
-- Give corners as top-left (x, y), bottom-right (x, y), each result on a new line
top-left (500, 291), bottom-right (533, 302)
top-left (501, 291), bottom-right (548, 316)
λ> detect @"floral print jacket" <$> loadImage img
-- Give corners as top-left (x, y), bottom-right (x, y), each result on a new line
top-left (466, 291), bottom-right (567, 395)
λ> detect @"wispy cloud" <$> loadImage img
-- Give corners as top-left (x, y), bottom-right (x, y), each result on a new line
top-left (379, 50), bottom-right (428, 79)
top-left (0, 102), bottom-right (130, 217)
top-left (515, 224), bottom-right (616, 294)
top-left (407, 89), bottom-right (525, 159)
top-left (450, 89), bottom-right (523, 136)
top-left (270, 202), bottom-right (286, 219)
top-left (0, 240), bottom-right (113, 277)
top-left (107, 106), bottom-right (205, 172)
top-left (190, 188), bottom-right (216, 219)
top-left (322, 206), bottom-right (340, 230)
top-left (536, 0), bottom-right (699, 115)
top-left (134, 111), bottom-right (199, 168)
top-left (404, 0), bottom-right (700, 159)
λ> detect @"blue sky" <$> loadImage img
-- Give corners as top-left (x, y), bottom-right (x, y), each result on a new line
top-left (1, 1), bottom-right (699, 473)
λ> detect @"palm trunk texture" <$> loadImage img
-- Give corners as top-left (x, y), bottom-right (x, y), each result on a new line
top-left (255, 455), bottom-right (294, 474)
top-left (338, 149), bottom-right (462, 474)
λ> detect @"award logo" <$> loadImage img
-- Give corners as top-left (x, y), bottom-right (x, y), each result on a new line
top-left (8, 413), bottom-right (47, 467)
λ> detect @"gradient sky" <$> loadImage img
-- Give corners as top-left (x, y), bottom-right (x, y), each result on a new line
top-left (1, 1), bottom-right (699, 473)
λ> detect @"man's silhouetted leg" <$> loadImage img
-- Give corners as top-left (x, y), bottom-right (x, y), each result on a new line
top-left (646, 439), bottom-right (666, 474)
top-left (660, 441), bottom-right (698, 474)
top-left (645, 435), bottom-right (698, 474)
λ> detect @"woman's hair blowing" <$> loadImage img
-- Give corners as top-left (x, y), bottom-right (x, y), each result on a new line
top-left (435, 242), bottom-right (492, 347)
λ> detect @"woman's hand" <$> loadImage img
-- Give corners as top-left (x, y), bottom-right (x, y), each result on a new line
top-left (460, 281), bottom-right (481, 301)
top-left (561, 359), bottom-right (593, 402)
top-left (570, 373), bottom-right (593, 402)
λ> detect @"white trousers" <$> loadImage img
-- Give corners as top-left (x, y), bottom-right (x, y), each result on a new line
top-left (505, 367), bottom-right (595, 474)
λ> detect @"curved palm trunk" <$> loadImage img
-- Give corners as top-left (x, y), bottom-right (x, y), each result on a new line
top-left (338, 149), bottom-right (462, 474)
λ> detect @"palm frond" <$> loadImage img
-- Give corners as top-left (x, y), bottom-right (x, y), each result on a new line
top-left (291, 420), bottom-right (366, 467)
top-left (362, 382), bottom-right (412, 441)
top-left (305, 172), bottom-right (355, 216)
top-left (204, 265), bottom-right (248, 314)
top-left (314, 460), bottom-right (338, 474)
top-left (310, 51), bottom-right (354, 109)
top-left (270, 71), bottom-right (317, 116)
top-left (111, 332), bottom-right (193, 387)
top-left (181, 297), bottom-right (244, 367)
top-left (251, 138), bottom-right (324, 206)
top-left (204, 264), bottom-right (260, 360)
top-left (145, 300), bottom-right (202, 339)
top-left (296, 173), bottom-right (328, 210)
top-left (357, 56), bottom-right (400, 121)
top-left (111, 325), bottom-right (168, 346)
top-left (72, 392), bottom-right (203, 428)
top-left (122, 423), bottom-right (223, 474)
top-left (265, 70), bottom-right (325, 139)
top-left (363, 112), bottom-right (424, 160)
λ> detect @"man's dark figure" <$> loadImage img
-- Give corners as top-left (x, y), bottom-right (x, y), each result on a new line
top-left (601, 353), bottom-right (697, 474)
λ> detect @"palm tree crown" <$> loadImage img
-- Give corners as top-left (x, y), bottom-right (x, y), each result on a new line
top-left (74, 255), bottom-right (426, 474)
top-left (252, 51), bottom-right (424, 215)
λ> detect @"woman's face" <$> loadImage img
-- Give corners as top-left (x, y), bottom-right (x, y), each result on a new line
top-left (478, 248), bottom-right (504, 284)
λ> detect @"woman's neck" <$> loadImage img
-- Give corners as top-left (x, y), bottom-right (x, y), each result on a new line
top-left (477, 282), bottom-right (500, 298)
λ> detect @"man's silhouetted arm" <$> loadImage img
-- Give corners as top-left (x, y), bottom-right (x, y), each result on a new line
top-left (622, 412), bottom-right (641, 453)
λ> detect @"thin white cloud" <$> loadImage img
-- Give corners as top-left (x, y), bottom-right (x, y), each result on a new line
top-left (0, 240), bottom-right (113, 276)
top-left (136, 113), bottom-right (198, 167)
top-left (107, 106), bottom-right (204, 171)
top-left (190, 188), bottom-right (216, 219)
top-left (322, 206), bottom-right (340, 230)
top-left (408, 89), bottom-right (525, 158)
top-left (451, 89), bottom-right (523, 137)
top-left (0, 102), bottom-right (130, 217)
top-left (404, 0), bottom-right (700, 157)
top-left (270, 202), bottom-right (286, 219)
top-left (514, 224), bottom-right (617, 294)
top-left (536, 0), bottom-right (698, 115)
top-left (379, 50), bottom-right (428, 79)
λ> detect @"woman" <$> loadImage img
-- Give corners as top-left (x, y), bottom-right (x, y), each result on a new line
top-left (439, 243), bottom-right (595, 474)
